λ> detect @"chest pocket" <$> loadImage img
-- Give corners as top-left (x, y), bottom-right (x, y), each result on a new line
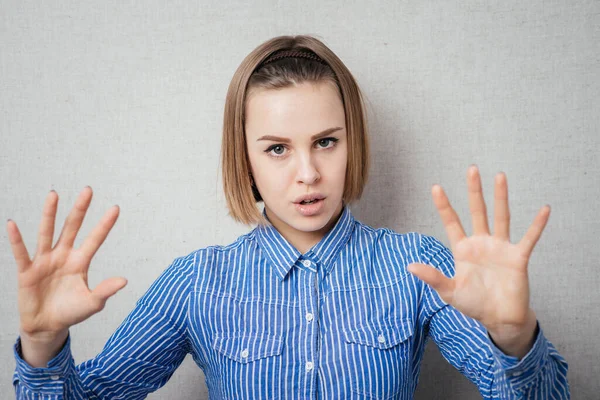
top-left (211, 332), bottom-right (284, 399)
top-left (213, 333), bottom-right (284, 363)
top-left (343, 318), bottom-right (414, 399)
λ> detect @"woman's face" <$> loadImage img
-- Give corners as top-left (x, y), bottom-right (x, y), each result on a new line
top-left (245, 81), bottom-right (348, 249)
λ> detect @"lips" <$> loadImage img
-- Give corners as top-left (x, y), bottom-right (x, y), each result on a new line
top-left (292, 193), bottom-right (327, 216)
top-left (293, 193), bottom-right (326, 204)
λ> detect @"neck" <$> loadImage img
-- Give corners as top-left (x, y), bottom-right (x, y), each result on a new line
top-left (266, 202), bottom-right (344, 254)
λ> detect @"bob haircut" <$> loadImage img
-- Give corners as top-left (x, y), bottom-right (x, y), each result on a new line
top-left (221, 35), bottom-right (370, 225)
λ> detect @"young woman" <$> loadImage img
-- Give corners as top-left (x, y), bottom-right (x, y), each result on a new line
top-left (9, 35), bottom-right (569, 399)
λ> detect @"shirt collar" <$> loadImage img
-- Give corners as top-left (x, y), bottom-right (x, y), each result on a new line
top-left (255, 205), bottom-right (355, 281)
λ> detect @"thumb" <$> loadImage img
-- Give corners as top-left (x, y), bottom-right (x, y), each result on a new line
top-left (91, 277), bottom-right (128, 306)
top-left (407, 263), bottom-right (454, 303)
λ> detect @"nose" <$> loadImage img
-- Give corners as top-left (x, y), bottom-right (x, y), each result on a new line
top-left (295, 153), bottom-right (320, 185)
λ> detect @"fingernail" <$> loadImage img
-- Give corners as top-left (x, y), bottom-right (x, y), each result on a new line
top-left (7, 219), bottom-right (12, 222)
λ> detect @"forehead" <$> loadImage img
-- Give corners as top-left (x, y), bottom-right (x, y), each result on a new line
top-left (245, 81), bottom-right (345, 138)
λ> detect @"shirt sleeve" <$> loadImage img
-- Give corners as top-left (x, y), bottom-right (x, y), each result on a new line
top-left (13, 252), bottom-right (197, 400)
top-left (418, 234), bottom-right (570, 399)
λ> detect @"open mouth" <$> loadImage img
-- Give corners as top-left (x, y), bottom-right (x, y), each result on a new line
top-left (300, 199), bottom-right (320, 205)
top-left (294, 197), bottom-right (325, 216)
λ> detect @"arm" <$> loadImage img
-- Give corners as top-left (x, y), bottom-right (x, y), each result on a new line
top-left (420, 234), bottom-right (570, 398)
top-left (13, 254), bottom-right (195, 399)
top-left (7, 187), bottom-right (195, 399)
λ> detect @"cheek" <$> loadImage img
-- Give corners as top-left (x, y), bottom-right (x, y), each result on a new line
top-left (329, 149), bottom-right (348, 185)
top-left (334, 165), bottom-right (347, 190)
top-left (253, 161), bottom-right (294, 194)
top-left (268, 175), bottom-right (291, 193)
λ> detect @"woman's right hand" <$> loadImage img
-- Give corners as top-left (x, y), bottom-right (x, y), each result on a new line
top-left (7, 187), bottom-right (127, 359)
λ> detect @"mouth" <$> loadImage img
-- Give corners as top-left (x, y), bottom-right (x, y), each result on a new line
top-left (293, 195), bottom-right (326, 216)
top-left (299, 199), bottom-right (320, 205)
top-left (293, 193), bottom-right (326, 204)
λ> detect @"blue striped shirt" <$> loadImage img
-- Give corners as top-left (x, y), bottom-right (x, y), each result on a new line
top-left (13, 206), bottom-right (570, 399)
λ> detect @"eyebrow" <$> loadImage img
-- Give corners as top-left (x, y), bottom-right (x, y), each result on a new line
top-left (256, 127), bottom-right (344, 143)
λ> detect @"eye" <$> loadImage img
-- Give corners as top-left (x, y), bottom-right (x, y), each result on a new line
top-left (265, 144), bottom-right (287, 157)
top-left (316, 137), bottom-right (339, 149)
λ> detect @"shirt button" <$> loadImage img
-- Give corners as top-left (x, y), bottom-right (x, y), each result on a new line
top-left (302, 260), bottom-right (311, 268)
top-left (306, 361), bottom-right (314, 371)
top-left (378, 335), bottom-right (386, 343)
top-left (50, 375), bottom-right (60, 380)
top-left (241, 349), bottom-right (249, 358)
top-left (510, 370), bottom-right (523, 377)
top-left (305, 312), bottom-right (314, 322)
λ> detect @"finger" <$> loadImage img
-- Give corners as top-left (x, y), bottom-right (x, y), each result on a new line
top-left (467, 165), bottom-right (490, 235)
top-left (518, 205), bottom-right (551, 257)
top-left (431, 185), bottom-right (466, 249)
top-left (407, 263), bottom-right (455, 304)
top-left (493, 172), bottom-right (510, 241)
top-left (36, 190), bottom-right (59, 256)
top-left (55, 187), bottom-right (93, 249)
top-left (6, 220), bottom-right (32, 273)
top-left (90, 277), bottom-right (128, 310)
top-left (79, 205), bottom-right (120, 261)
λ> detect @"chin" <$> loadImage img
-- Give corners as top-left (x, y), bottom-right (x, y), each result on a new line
top-left (290, 208), bottom-right (336, 232)
top-left (291, 217), bottom-right (330, 233)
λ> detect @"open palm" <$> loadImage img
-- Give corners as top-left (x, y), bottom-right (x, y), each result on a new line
top-left (408, 166), bottom-right (550, 333)
top-left (7, 187), bottom-right (127, 338)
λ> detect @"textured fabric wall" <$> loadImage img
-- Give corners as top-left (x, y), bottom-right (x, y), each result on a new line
top-left (1, 1), bottom-right (597, 398)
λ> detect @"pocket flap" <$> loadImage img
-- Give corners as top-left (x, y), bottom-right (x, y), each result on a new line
top-left (212, 332), bottom-right (284, 363)
top-left (343, 319), bottom-right (414, 350)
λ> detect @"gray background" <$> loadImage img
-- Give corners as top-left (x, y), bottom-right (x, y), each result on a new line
top-left (1, 1), bottom-right (598, 398)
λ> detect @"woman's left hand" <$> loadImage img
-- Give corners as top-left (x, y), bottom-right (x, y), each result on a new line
top-left (407, 165), bottom-right (549, 357)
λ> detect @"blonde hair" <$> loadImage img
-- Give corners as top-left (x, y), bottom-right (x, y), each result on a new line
top-left (221, 35), bottom-right (370, 225)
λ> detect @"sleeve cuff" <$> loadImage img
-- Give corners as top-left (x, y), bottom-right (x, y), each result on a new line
top-left (13, 334), bottom-right (74, 393)
top-left (489, 321), bottom-right (550, 391)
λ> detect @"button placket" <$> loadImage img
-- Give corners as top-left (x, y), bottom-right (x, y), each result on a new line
top-left (306, 361), bottom-right (314, 371)
top-left (241, 348), bottom-right (249, 359)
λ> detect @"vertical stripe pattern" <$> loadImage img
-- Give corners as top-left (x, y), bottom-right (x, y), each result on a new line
top-left (13, 206), bottom-right (570, 399)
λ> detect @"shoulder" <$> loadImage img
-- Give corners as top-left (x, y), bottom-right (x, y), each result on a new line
top-left (174, 229), bottom-right (260, 288)
top-left (352, 220), bottom-right (453, 269)
top-left (351, 219), bottom-right (421, 256)
top-left (186, 229), bottom-right (258, 268)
